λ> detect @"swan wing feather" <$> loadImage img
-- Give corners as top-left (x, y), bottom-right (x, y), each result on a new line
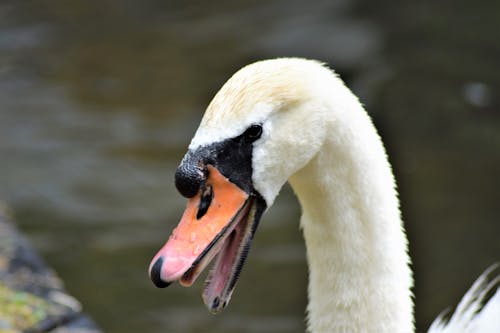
top-left (428, 265), bottom-right (500, 333)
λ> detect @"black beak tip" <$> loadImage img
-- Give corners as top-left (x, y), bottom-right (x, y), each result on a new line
top-left (150, 257), bottom-right (171, 288)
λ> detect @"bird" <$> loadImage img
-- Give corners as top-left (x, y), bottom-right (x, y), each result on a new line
top-left (148, 58), bottom-right (500, 333)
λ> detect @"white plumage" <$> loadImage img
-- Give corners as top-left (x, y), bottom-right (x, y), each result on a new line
top-left (189, 58), bottom-right (499, 333)
top-left (429, 266), bottom-right (500, 333)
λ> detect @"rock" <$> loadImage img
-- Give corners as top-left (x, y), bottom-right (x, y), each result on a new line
top-left (0, 205), bottom-right (101, 333)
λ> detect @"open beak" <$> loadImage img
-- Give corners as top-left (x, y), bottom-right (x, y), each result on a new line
top-left (149, 165), bottom-right (265, 313)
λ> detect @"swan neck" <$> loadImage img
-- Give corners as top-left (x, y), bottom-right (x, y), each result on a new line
top-left (289, 101), bottom-right (414, 333)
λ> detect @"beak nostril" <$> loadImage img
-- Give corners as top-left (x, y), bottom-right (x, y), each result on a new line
top-left (197, 185), bottom-right (213, 220)
top-left (150, 257), bottom-right (171, 288)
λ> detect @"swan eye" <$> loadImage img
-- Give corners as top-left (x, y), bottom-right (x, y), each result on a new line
top-left (243, 124), bottom-right (262, 142)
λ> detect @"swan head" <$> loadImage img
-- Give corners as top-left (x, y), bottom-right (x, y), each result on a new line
top-left (149, 58), bottom-right (334, 312)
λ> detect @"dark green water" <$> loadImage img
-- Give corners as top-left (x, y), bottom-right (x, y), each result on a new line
top-left (0, 1), bottom-right (499, 332)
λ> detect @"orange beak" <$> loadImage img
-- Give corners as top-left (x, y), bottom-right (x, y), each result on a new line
top-left (149, 126), bottom-right (267, 313)
top-left (149, 165), bottom-right (249, 288)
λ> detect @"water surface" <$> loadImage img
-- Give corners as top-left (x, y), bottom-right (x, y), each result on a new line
top-left (1, 1), bottom-right (499, 332)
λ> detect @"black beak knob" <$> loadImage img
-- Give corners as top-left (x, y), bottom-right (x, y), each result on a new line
top-left (175, 152), bottom-right (206, 198)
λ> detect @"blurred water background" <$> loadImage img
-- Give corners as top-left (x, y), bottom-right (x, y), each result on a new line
top-left (0, 1), bottom-right (499, 332)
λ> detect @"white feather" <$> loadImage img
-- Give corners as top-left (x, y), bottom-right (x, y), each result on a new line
top-left (428, 265), bottom-right (500, 333)
top-left (193, 58), bottom-right (499, 333)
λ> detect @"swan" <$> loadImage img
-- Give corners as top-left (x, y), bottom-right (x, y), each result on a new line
top-left (148, 58), bottom-right (500, 333)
